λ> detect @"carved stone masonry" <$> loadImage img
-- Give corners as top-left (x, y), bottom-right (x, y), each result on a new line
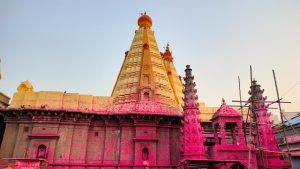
top-left (249, 79), bottom-right (291, 168)
top-left (180, 65), bottom-right (206, 160)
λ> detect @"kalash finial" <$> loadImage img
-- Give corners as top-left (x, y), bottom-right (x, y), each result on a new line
top-left (166, 42), bottom-right (170, 51)
top-left (138, 11), bottom-right (152, 29)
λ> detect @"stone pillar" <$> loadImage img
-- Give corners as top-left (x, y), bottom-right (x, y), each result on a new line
top-left (69, 124), bottom-right (89, 169)
top-left (231, 124), bottom-right (237, 145)
top-left (103, 121), bottom-right (120, 168)
top-left (119, 124), bottom-right (134, 167)
top-left (54, 123), bottom-right (75, 164)
top-left (213, 124), bottom-right (219, 145)
top-left (157, 126), bottom-right (170, 166)
top-left (86, 124), bottom-right (106, 165)
top-left (170, 127), bottom-right (180, 165)
top-left (220, 122), bottom-right (226, 145)
top-left (237, 123), bottom-right (245, 145)
top-left (13, 123), bottom-right (32, 158)
top-left (0, 122), bottom-right (19, 160)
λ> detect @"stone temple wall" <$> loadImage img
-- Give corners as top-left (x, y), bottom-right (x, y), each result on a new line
top-left (0, 110), bottom-right (182, 169)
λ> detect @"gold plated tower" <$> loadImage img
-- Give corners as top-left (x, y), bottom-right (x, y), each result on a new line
top-left (111, 13), bottom-right (183, 109)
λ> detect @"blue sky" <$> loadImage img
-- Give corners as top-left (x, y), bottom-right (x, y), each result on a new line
top-left (0, 1), bottom-right (299, 114)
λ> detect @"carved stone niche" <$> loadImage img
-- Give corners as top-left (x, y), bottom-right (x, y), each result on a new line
top-left (26, 141), bottom-right (51, 160)
top-left (140, 87), bottom-right (154, 101)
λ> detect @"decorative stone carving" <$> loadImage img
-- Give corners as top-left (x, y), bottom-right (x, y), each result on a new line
top-left (180, 65), bottom-right (206, 160)
top-left (249, 79), bottom-right (291, 168)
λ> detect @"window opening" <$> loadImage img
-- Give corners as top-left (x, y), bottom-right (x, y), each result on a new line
top-left (144, 92), bottom-right (150, 101)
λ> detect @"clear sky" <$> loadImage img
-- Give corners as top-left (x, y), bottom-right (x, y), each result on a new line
top-left (0, 1), bottom-right (299, 115)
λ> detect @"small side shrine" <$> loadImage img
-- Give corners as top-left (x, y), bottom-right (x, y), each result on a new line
top-left (211, 99), bottom-right (245, 146)
top-left (209, 99), bottom-right (256, 169)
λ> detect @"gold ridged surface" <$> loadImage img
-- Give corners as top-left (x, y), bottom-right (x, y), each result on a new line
top-left (163, 59), bottom-right (184, 109)
top-left (111, 27), bottom-right (177, 107)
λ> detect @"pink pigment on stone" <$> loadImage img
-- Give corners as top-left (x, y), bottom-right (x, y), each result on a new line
top-left (180, 65), bottom-right (206, 160)
top-left (0, 13), bottom-right (292, 169)
top-left (249, 80), bottom-right (291, 169)
top-left (179, 66), bottom-right (291, 169)
top-left (0, 69), bottom-right (292, 169)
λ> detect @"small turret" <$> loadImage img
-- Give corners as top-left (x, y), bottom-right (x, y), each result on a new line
top-left (162, 43), bottom-right (173, 62)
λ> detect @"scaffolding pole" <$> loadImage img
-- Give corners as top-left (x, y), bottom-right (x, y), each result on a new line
top-left (248, 66), bottom-right (253, 169)
top-left (238, 76), bottom-right (248, 144)
top-left (272, 70), bottom-right (292, 166)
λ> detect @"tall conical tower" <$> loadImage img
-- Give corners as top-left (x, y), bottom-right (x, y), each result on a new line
top-left (111, 13), bottom-right (182, 109)
top-left (181, 65), bottom-right (206, 160)
top-left (249, 80), bottom-right (291, 169)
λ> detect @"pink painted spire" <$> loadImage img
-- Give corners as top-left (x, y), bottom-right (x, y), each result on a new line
top-left (180, 65), bottom-right (206, 160)
top-left (249, 79), bottom-right (278, 150)
top-left (249, 79), bottom-right (291, 168)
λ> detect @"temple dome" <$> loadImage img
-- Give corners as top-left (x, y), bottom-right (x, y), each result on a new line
top-left (17, 80), bottom-right (34, 92)
top-left (138, 12), bottom-right (152, 29)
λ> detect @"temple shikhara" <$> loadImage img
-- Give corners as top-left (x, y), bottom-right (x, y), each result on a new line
top-left (0, 13), bottom-right (292, 169)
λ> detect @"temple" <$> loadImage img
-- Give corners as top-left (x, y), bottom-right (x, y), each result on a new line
top-left (0, 13), bottom-right (291, 169)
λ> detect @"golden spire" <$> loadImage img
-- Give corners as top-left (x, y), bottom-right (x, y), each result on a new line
top-left (111, 14), bottom-right (183, 109)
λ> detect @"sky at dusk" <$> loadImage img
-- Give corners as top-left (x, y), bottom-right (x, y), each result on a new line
top-left (0, 1), bottom-right (300, 115)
